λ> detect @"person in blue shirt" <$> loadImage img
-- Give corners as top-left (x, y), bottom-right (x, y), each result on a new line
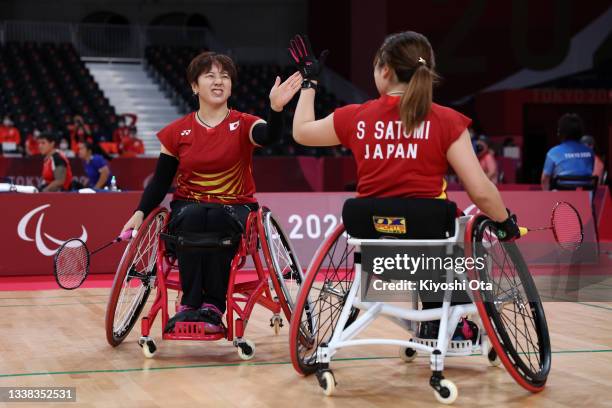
top-left (541, 113), bottom-right (594, 190)
top-left (78, 141), bottom-right (112, 189)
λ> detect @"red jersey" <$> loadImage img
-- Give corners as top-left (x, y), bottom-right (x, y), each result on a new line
top-left (333, 96), bottom-right (471, 198)
top-left (42, 151), bottom-right (73, 190)
top-left (113, 127), bottom-right (131, 144)
top-left (158, 110), bottom-right (262, 204)
top-left (0, 126), bottom-right (20, 144)
top-left (119, 136), bottom-right (145, 158)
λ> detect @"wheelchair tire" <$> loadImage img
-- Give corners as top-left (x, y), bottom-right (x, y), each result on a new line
top-left (467, 215), bottom-right (551, 392)
top-left (289, 223), bottom-right (359, 375)
top-left (105, 208), bottom-right (168, 347)
top-left (259, 208), bottom-right (305, 323)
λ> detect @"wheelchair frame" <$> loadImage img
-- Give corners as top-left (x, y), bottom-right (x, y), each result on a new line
top-left (107, 206), bottom-right (302, 360)
top-left (290, 214), bottom-right (550, 404)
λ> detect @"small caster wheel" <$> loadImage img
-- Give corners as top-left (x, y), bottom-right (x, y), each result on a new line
top-left (139, 338), bottom-right (157, 359)
top-left (317, 370), bottom-right (336, 396)
top-left (270, 315), bottom-right (284, 335)
top-left (399, 346), bottom-right (417, 362)
top-left (434, 379), bottom-right (458, 404)
top-left (237, 339), bottom-right (256, 360)
top-left (487, 348), bottom-right (501, 367)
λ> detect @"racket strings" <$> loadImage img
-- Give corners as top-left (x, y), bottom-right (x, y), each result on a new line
top-left (55, 240), bottom-right (89, 289)
top-left (552, 203), bottom-right (583, 251)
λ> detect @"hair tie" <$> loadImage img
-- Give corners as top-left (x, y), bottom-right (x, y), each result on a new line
top-left (418, 57), bottom-right (427, 65)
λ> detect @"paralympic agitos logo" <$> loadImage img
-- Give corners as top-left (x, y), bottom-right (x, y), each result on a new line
top-left (17, 204), bottom-right (88, 256)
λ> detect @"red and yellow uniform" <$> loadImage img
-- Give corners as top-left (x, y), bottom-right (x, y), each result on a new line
top-left (158, 110), bottom-right (261, 204)
top-left (333, 95), bottom-right (471, 199)
top-left (42, 151), bottom-right (73, 190)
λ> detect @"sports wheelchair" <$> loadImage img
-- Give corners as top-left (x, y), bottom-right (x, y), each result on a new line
top-left (289, 198), bottom-right (551, 404)
top-left (105, 205), bottom-right (304, 360)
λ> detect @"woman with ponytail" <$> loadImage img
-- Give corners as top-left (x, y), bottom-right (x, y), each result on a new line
top-left (289, 31), bottom-right (520, 340)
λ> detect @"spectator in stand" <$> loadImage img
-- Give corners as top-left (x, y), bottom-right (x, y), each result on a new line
top-left (37, 132), bottom-right (73, 192)
top-left (123, 113), bottom-right (138, 133)
top-left (112, 117), bottom-right (130, 145)
top-left (475, 135), bottom-right (498, 184)
top-left (78, 141), bottom-right (112, 189)
top-left (69, 115), bottom-right (93, 153)
top-left (541, 113), bottom-right (594, 190)
top-left (24, 129), bottom-right (41, 156)
top-left (0, 116), bottom-right (22, 153)
top-left (119, 128), bottom-right (145, 157)
top-left (580, 135), bottom-right (605, 184)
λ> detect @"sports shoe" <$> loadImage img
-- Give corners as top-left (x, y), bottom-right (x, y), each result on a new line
top-left (199, 303), bottom-right (224, 334)
top-left (164, 305), bottom-right (199, 333)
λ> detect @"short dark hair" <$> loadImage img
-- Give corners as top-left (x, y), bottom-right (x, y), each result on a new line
top-left (186, 51), bottom-right (237, 85)
top-left (36, 131), bottom-right (57, 145)
top-left (79, 141), bottom-right (94, 152)
top-left (557, 113), bottom-right (584, 141)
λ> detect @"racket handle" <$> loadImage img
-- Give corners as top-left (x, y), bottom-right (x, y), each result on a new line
top-left (119, 229), bottom-right (135, 241)
top-left (519, 227), bottom-right (528, 236)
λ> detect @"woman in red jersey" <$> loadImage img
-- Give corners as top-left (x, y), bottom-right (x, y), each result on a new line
top-left (289, 32), bottom-right (520, 340)
top-left (121, 52), bottom-right (302, 332)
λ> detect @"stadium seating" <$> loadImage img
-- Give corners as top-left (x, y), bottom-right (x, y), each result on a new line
top-left (0, 42), bottom-right (116, 146)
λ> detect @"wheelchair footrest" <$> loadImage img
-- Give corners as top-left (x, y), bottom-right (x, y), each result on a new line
top-left (163, 322), bottom-right (226, 341)
top-left (411, 337), bottom-right (474, 355)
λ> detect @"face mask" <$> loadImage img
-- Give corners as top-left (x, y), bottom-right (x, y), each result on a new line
top-left (3, 120), bottom-right (10, 126)
top-left (60, 140), bottom-right (68, 150)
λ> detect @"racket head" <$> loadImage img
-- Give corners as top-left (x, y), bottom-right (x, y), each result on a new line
top-left (54, 238), bottom-right (90, 289)
top-left (551, 201), bottom-right (584, 251)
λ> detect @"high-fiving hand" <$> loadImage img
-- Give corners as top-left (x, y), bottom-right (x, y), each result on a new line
top-left (269, 71), bottom-right (303, 112)
top-left (288, 34), bottom-right (329, 82)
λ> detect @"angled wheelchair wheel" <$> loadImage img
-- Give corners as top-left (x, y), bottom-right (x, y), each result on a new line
top-left (105, 208), bottom-right (168, 346)
top-left (259, 208), bottom-right (305, 322)
top-left (467, 215), bottom-right (551, 392)
top-left (289, 223), bottom-right (359, 375)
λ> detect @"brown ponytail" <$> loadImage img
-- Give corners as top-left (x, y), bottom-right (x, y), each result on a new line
top-left (374, 31), bottom-right (438, 134)
top-left (399, 64), bottom-right (434, 134)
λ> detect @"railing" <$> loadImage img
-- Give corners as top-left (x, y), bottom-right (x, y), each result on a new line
top-left (1, 20), bottom-right (217, 58)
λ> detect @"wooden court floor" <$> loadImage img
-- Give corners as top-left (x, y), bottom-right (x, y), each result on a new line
top-left (1, 288), bottom-right (612, 408)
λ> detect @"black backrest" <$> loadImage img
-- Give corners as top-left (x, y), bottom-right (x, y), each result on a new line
top-left (551, 175), bottom-right (598, 191)
top-left (342, 197), bottom-right (457, 240)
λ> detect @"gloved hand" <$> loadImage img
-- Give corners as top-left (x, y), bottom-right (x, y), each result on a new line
top-left (288, 34), bottom-right (329, 82)
top-left (495, 211), bottom-right (521, 241)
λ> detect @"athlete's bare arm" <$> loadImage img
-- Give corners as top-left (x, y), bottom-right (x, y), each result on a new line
top-left (447, 130), bottom-right (508, 222)
top-left (292, 88), bottom-right (340, 146)
top-left (43, 166), bottom-right (66, 192)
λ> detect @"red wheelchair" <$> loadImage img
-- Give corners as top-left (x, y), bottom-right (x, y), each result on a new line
top-left (105, 205), bottom-right (304, 359)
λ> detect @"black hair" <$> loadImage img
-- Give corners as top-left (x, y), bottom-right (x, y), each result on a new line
top-left (79, 141), bottom-right (94, 152)
top-left (36, 131), bottom-right (57, 145)
top-left (557, 113), bottom-right (584, 141)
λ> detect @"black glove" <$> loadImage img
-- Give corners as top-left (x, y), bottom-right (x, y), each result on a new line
top-left (288, 34), bottom-right (329, 82)
top-left (495, 211), bottom-right (521, 241)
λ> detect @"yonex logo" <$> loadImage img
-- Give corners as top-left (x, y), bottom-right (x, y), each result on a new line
top-left (181, 129), bottom-right (191, 136)
top-left (229, 121), bottom-right (240, 131)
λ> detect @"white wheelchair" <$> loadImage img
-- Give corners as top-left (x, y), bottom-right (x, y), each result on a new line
top-left (289, 198), bottom-right (551, 404)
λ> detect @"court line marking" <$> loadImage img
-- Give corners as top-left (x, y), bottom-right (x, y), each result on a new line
top-left (0, 301), bottom-right (111, 308)
top-left (0, 294), bottom-right (110, 300)
top-left (577, 302), bottom-right (612, 312)
top-left (1, 349), bottom-right (611, 379)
